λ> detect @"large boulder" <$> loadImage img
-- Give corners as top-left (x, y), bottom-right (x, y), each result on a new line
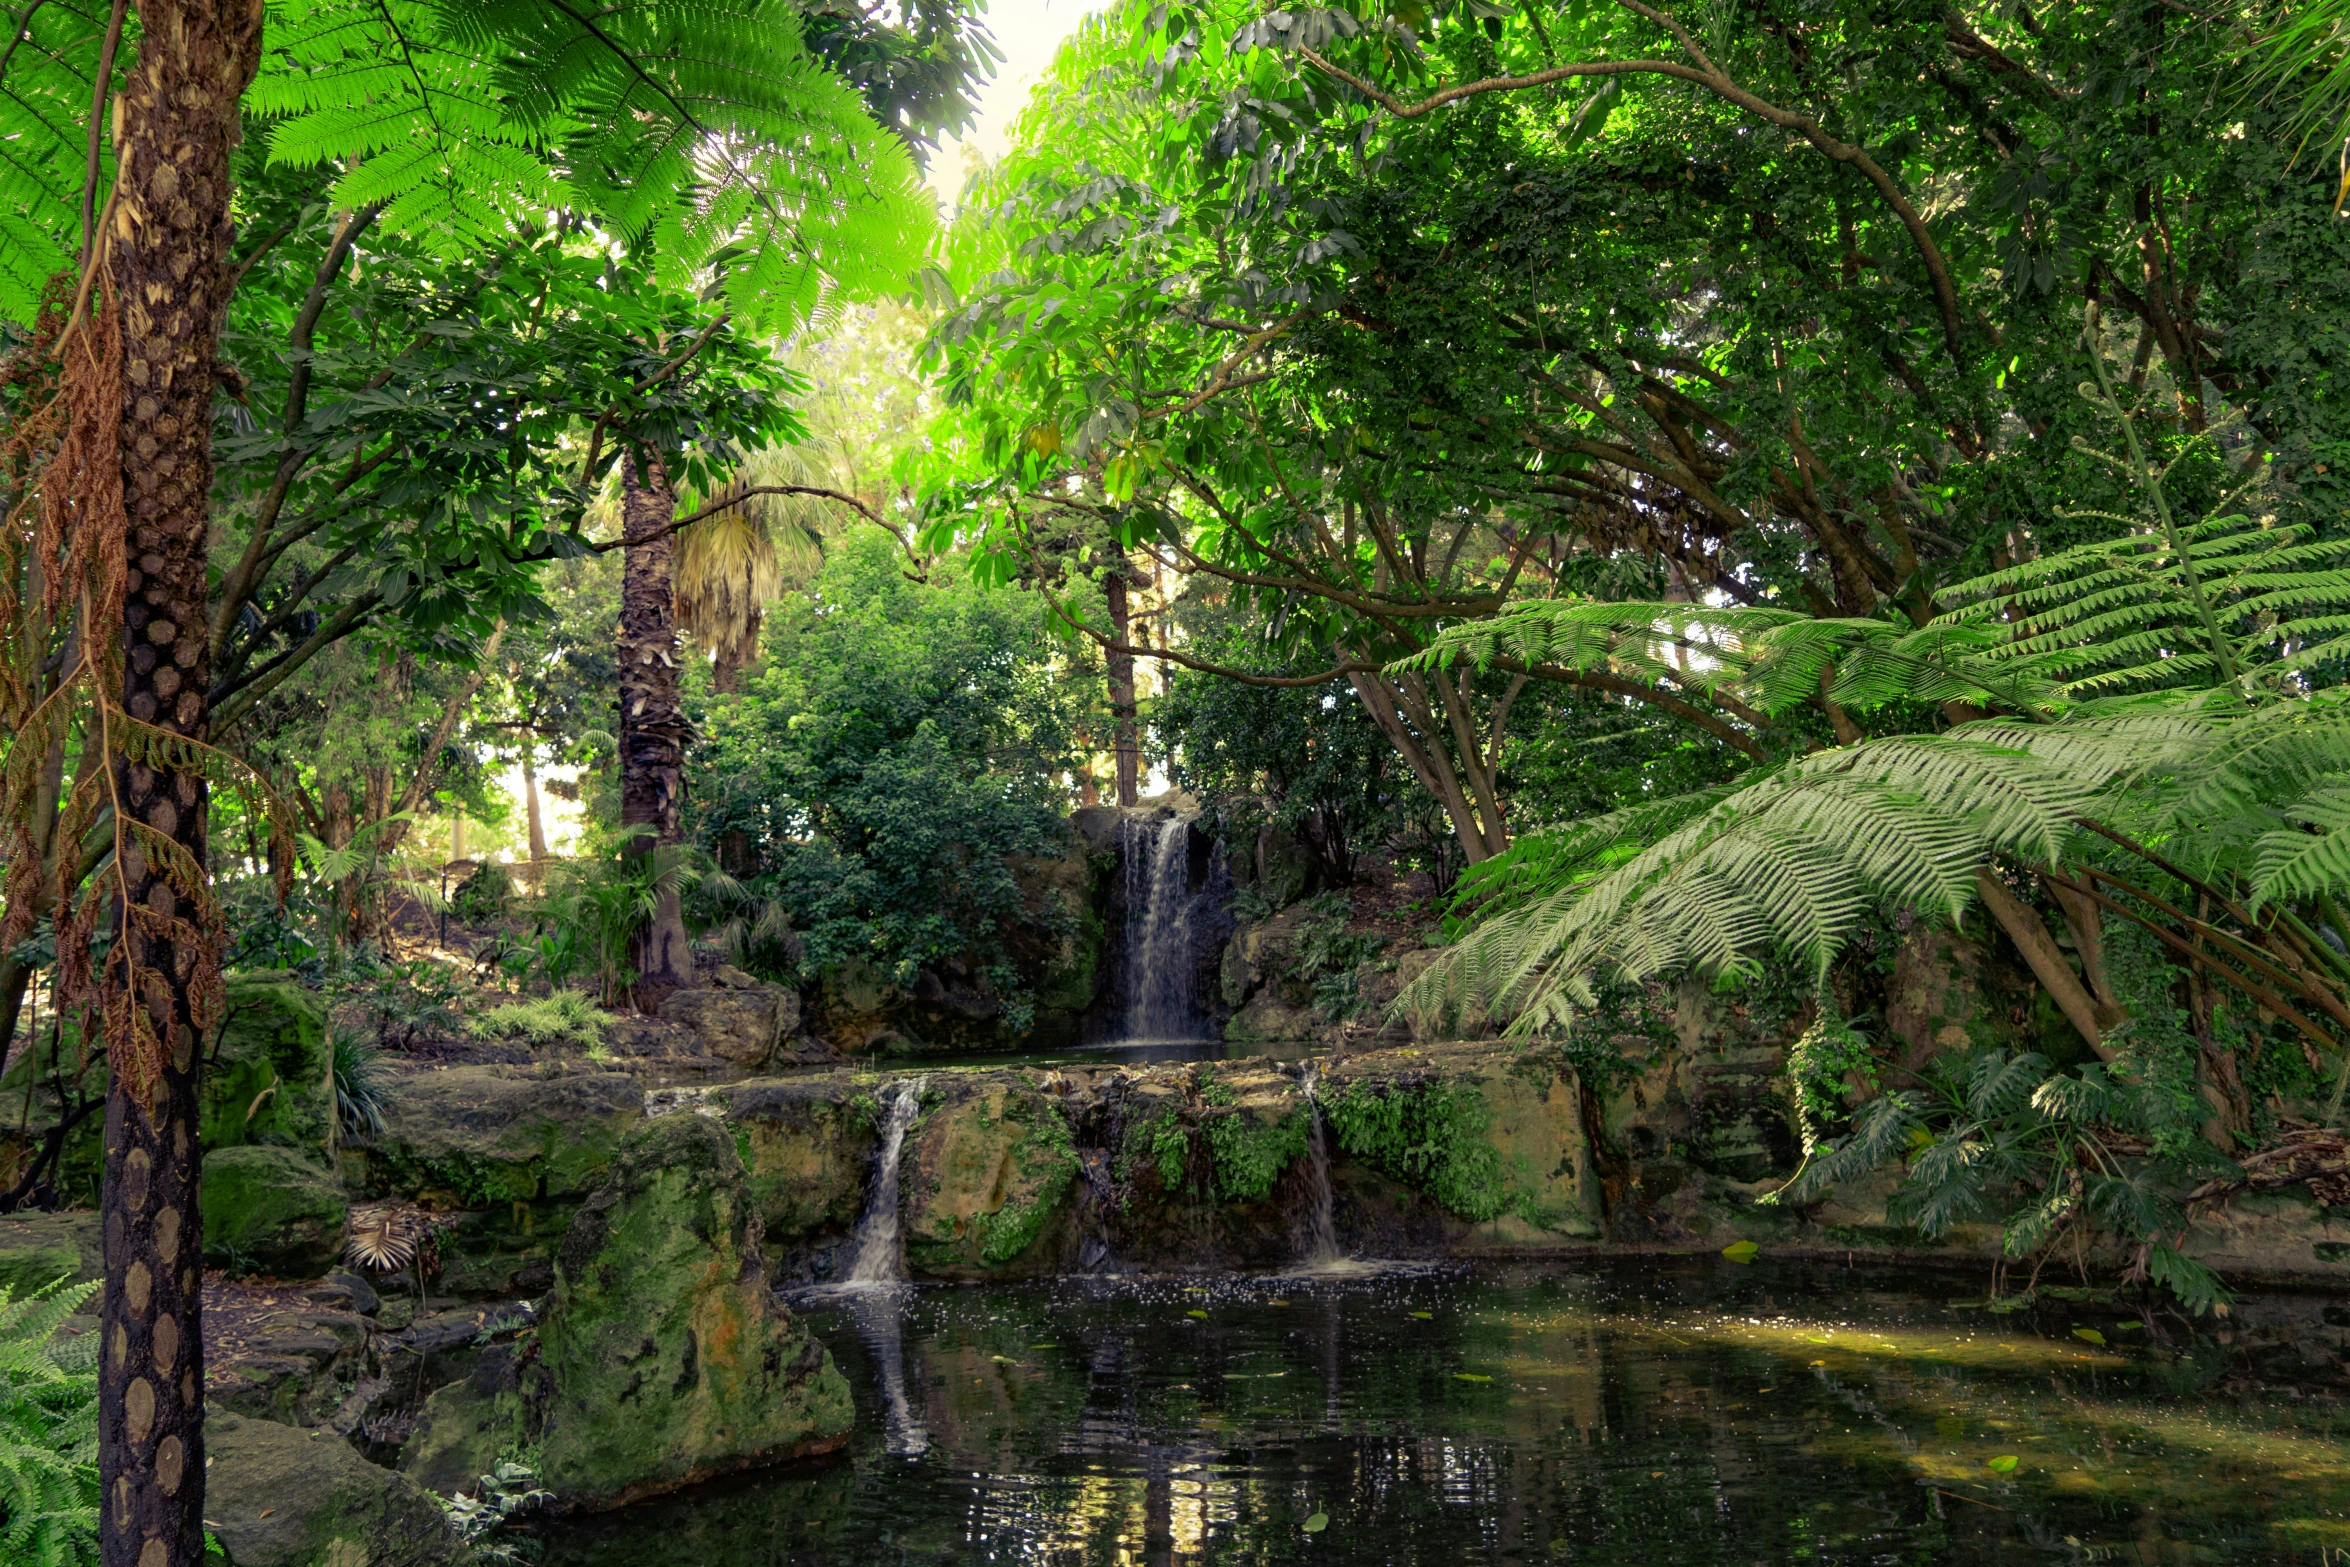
top-left (203, 1146), bottom-right (350, 1278)
top-left (1319, 1044), bottom-right (1600, 1242)
top-left (207, 1411), bottom-right (472, 1567)
top-left (657, 984), bottom-right (799, 1069)
top-left (0, 1209), bottom-right (101, 1298)
top-left (349, 1066), bottom-right (644, 1299)
top-left (355, 1066), bottom-right (642, 1207)
top-left (712, 1076), bottom-right (876, 1240)
top-left (403, 1112), bottom-right (852, 1511)
top-left (207, 970), bottom-right (335, 1158)
top-left (902, 1083), bottom-right (1079, 1276)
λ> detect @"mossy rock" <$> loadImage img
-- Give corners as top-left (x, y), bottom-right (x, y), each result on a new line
top-left (714, 1077), bottom-right (877, 1239)
top-left (207, 970), bottom-right (335, 1158)
top-left (209, 1412), bottom-right (472, 1566)
top-left (1322, 1045), bottom-right (1599, 1238)
top-left (0, 971), bottom-right (331, 1205)
top-left (204, 1145), bottom-right (350, 1278)
top-left (902, 1085), bottom-right (1078, 1276)
top-left (0, 1209), bottom-right (101, 1299)
top-left (407, 1113), bottom-right (852, 1511)
top-left (356, 1066), bottom-right (643, 1207)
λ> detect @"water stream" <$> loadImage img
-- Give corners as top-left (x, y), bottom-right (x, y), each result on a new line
top-left (843, 1078), bottom-right (924, 1286)
top-left (1123, 815), bottom-right (1205, 1044)
top-left (1298, 1070), bottom-right (1343, 1269)
top-left (540, 1261), bottom-right (2350, 1565)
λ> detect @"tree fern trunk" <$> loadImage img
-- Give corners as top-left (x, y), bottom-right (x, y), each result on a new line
top-left (101, 2), bottom-right (262, 1563)
top-left (620, 454), bottom-right (694, 1000)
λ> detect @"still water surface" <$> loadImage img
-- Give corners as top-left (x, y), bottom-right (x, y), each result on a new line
top-left (538, 1260), bottom-right (2350, 1565)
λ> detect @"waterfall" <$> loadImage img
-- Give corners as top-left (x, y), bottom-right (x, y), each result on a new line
top-left (1123, 815), bottom-right (1204, 1041)
top-left (844, 1079), bottom-right (925, 1286)
top-left (1298, 1070), bottom-right (1343, 1268)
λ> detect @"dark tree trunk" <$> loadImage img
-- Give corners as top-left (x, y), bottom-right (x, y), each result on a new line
top-left (620, 454), bottom-right (694, 999)
top-left (1105, 566), bottom-right (1138, 807)
top-left (101, 0), bottom-right (262, 1562)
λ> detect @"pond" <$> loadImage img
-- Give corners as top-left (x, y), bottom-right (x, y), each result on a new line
top-left (536, 1260), bottom-right (2350, 1565)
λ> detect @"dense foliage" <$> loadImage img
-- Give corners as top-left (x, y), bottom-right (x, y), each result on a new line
top-left (691, 530), bottom-right (1101, 1024)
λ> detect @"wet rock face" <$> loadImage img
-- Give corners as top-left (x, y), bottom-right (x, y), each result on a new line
top-left (713, 1077), bottom-right (876, 1243)
top-left (207, 1412), bottom-right (471, 1567)
top-left (901, 1083), bottom-right (1079, 1276)
top-left (203, 1144), bottom-right (351, 1278)
top-left (405, 1112), bottom-right (852, 1511)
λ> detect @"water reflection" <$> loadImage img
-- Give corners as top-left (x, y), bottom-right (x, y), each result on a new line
top-left (537, 1262), bottom-right (2350, 1565)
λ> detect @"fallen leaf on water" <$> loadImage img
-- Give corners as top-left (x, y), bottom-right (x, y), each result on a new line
top-left (2071, 1327), bottom-right (2106, 1346)
top-left (1304, 1512), bottom-right (1329, 1533)
top-left (1269, 1299), bottom-right (1291, 1307)
top-left (1028, 1343), bottom-right (1056, 1349)
top-left (1454, 1373), bottom-right (1494, 1382)
top-left (1809, 1359), bottom-right (1826, 1366)
top-left (1986, 1456), bottom-right (2020, 1474)
top-left (1805, 1335), bottom-right (1832, 1344)
top-left (1756, 1387), bottom-right (1774, 1393)
top-left (1721, 1239), bottom-right (1760, 1262)
top-left (258, 1510), bottom-right (274, 1520)
top-left (1187, 1309), bottom-right (1209, 1319)
top-left (1411, 1311), bottom-right (1433, 1320)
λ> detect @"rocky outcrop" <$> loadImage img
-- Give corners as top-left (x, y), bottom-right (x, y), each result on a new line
top-left (403, 1112), bottom-right (851, 1511)
top-left (901, 1081), bottom-right (1079, 1276)
top-left (0, 1209), bottom-right (101, 1298)
top-left (349, 1065), bottom-right (644, 1297)
top-left (204, 1145), bottom-right (351, 1278)
top-left (357, 1066), bottom-right (643, 1206)
top-left (658, 982), bottom-right (800, 1069)
top-left (207, 1412), bottom-right (472, 1567)
top-left (710, 1077), bottom-right (876, 1241)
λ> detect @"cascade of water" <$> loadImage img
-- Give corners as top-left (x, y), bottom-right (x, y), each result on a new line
top-left (1124, 815), bottom-right (1202, 1041)
top-left (844, 1078), bottom-right (925, 1285)
top-left (1299, 1070), bottom-right (1342, 1268)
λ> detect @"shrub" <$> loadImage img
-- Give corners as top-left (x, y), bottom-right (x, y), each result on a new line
top-left (471, 990), bottom-right (610, 1050)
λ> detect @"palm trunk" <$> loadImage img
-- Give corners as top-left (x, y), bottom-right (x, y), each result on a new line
top-left (100, 2), bottom-right (263, 1562)
top-left (619, 454), bottom-right (694, 999)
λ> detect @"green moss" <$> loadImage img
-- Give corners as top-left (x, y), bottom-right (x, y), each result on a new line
top-left (1324, 1078), bottom-right (1519, 1223)
top-left (972, 1099), bottom-right (1078, 1264)
top-left (203, 1145), bottom-right (350, 1277)
top-left (1202, 1106), bottom-right (1309, 1204)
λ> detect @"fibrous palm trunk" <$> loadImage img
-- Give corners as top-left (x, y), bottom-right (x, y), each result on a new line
top-left (619, 454), bottom-right (694, 999)
top-left (100, 1), bottom-right (263, 1563)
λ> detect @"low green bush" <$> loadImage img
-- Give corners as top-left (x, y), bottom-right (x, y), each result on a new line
top-left (471, 990), bottom-right (610, 1051)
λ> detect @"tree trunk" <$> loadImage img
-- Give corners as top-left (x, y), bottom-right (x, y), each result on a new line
top-left (101, 0), bottom-right (263, 1561)
top-left (1106, 569), bottom-right (1139, 807)
top-left (449, 814), bottom-right (466, 863)
top-left (620, 454), bottom-right (694, 999)
top-left (521, 751), bottom-right (549, 862)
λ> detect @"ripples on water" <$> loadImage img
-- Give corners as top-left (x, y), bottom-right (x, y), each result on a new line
top-left (537, 1260), bottom-right (2350, 1565)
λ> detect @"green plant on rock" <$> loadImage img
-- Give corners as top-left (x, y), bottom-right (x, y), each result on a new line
top-left (0, 1279), bottom-right (99, 1567)
top-left (1323, 1079), bottom-right (1516, 1224)
top-left (1202, 1107), bottom-right (1309, 1204)
top-left (438, 1460), bottom-right (552, 1565)
top-left (331, 1030), bottom-right (391, 1138)
top-left (972, 1101), bottom-right (1079, 1265)
top-left (471, 990), bottom-right (611, 1051)
top-left (1774, 1048), bottom-right (2232, 1313)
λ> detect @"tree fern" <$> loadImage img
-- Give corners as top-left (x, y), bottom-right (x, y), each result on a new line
top-left (2, 0), bottom-right (944, 331)
top-left (0, 1279), bottom-right (100, 1567)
